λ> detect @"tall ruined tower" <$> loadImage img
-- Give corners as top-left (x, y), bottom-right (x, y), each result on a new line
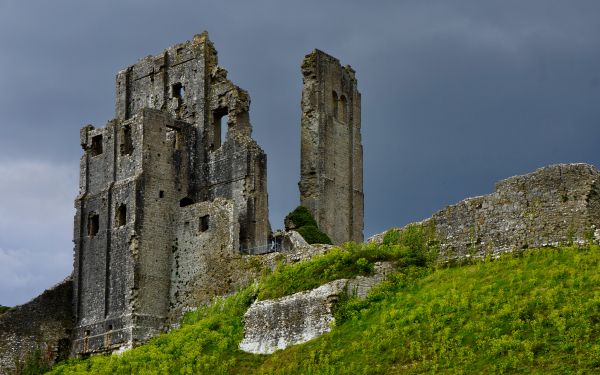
top-left (299, 50), bottom-right (364, 244)
top-left (72, 33), bottom-right (270, 355)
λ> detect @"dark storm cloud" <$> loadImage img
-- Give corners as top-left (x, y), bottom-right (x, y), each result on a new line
top-left (1, 0), bottom-right (599, 305)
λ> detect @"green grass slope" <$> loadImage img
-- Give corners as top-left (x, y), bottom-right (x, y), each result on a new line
top-left (49, 243), bottom-right (599, 374)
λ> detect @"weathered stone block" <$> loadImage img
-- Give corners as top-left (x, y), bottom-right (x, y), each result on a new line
top-left (240, 262), bottom-right (393, 354)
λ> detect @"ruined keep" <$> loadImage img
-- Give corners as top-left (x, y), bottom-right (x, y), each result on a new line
top-left (71, 32), bottom-right (270, 356)
top-left (299, 50), bottom-right (364, 244)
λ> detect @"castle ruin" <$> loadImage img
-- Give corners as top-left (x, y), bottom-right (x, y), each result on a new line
top-left (4, 31), bottom-right (597, 372)
top-left (72, 32), bottom-right (271, 355)
top-left (299, 50), bottom-right (364, 244)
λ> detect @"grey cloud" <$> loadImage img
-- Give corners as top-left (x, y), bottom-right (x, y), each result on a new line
top-left (0, 0), bottom-right (599, 304)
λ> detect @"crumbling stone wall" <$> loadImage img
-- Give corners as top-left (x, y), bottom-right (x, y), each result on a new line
top-left (73, 109), bottom-right (190, 355)
top-left (169, 198), bottom-right (241, 323)
top-left (239, 262), bottom-right (393, 354)
top-left (115, 32), bottom-right (270, 251)
top-left (72, 33), bottom-right (271, 356)
top-left (0, 278), bottom-right (73, 373)
top-left (371, 164), bottom-right (600, 260)
top-left (299, 50), bottom-right (364, 245)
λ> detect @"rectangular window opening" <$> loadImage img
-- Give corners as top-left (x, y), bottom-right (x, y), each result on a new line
top-left (172, 83), bottom-right (184, 99)
top-left (91, 135), bottom-right (103, 156)
top-left (120, 125), bottom-right (133, 156)
top-left (199, 215), bottom-right (210, 232)
top-left (159, 190), bottom-right (164, 198)
top-left (115, 204), bottom-right (126, 227)
top-left (211, 108), bottom-right (228, 151)
top-left (88, 213), bottom-right (99, 237)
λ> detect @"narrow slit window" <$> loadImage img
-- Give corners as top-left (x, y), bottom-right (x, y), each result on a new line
top-left (221, 114), bottom-right (228, 145)
top-left (115, 204), bottom-right (126, 227)
top-left (91, 135), bottom-right (103, 156)
top-left (159, 190), bottom-right (165, 198)
top-left (332, 91), bottom-right (338, 119)
top-left (88, 213), bottom-right (99, 237)
top-left (211, 107), bottom-right (228, 150)
top-left (120, 125), bottom-right (133, 156)
top-left (174, 130), bottom-right (183, 150)
top-left (339, 95), bottom-right (348, 123)
top-left (199, 215), bottom-right (209, 232)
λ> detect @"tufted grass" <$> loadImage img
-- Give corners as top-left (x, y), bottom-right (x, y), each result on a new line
top-left (48, 244), bottom-right (599, 374)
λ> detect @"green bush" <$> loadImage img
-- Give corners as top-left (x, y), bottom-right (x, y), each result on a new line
top-left (284, 205), bottom-right (317, 229)
top-left (296, 225), bottom-right (332, 245)
top-left (382, 223), bottom-right (438, 268)
top-left (285, 206), bottom-right (332, 244)
top-left (257, 237), bottom-right (436, 301)
top-left (0, 305), bottom-right (10, 315)
top-left (13, 348), bottom-right (52, 375)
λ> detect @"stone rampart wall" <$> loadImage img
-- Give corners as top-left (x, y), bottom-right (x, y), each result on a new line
top-left (0, 278), bottom-right (73, 373)
top-left (371, 164), bottom-right (600, 260)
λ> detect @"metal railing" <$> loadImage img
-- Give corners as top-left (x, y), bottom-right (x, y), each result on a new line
top-left (240, 240), bottom-right (282, 255)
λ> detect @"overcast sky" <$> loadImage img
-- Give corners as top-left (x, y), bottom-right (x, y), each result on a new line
top-left (1, 0), bottom-right (599, 306)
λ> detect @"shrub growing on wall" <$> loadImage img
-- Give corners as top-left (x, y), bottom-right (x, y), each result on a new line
top-left (285, 206), bottom-right (332, 245)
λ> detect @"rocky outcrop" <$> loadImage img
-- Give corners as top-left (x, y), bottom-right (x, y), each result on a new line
top-left (239, 262), bottom-right (393, 354)
top-left (0, 277), bottom-right (73, 373)
top-left (370, 163), bottom-right (600, 260)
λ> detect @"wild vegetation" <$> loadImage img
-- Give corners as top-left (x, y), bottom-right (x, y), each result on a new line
top-left (13, 349), bottom-right (53, 375)
top-left (0, 305), bottom-right (10, 315)
top-left (284, 206), bottom-right (332, 245)
top-left (48, 234), bottom-right (599, 374)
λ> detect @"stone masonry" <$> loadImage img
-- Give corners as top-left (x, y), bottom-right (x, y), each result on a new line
top-left (240, 262), bottom-right (393, 354)
top-left (370, 164), bottom-right (600, 259)
top-left (0, 278), bottom-right (73, 372)
top-left (71, 33), bottom-right (271, 356)
top-left (299, 50), bottom-right (364, 245)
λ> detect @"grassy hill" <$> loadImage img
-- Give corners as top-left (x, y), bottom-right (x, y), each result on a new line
top-left (48, 237), bottom-right (599, 374)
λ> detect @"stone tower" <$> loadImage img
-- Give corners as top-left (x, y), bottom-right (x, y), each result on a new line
top-left (71, 33), bottom-right (270, 355)
top-left (299, 50), bottom-right (364, 244)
